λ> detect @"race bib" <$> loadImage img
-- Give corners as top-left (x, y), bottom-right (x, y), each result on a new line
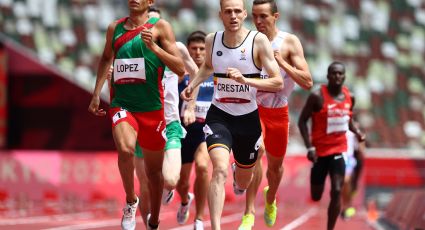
top-left (114, 58), bottom-right (146, 84)
top-left (326, 115), bottom-right (349, 134)
top-left (215, 78), bottom-right (252, 103)
top-left (180, 101), bottom-right (211, 120)
top-left (112, 109), bottom-right (127, 124)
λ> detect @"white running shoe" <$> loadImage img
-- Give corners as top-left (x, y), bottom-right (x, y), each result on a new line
top-left (194, 219), bottom-right (204, 230)
top-left (161, 189), bottom-right (175, 205)
top-left (121, 197), bottom-right (139, 230)
top-left (232, 163), bottom-right (246, 195)
top-left (177, 193), bottom-right (194, 224)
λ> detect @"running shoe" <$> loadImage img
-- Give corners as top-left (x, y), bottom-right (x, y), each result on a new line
top-left (238, 213), bottom-right (255, 230)
top-left (232, 163), bottom-right (246, 195)
top-left (121, 196), bottom-right (139, 230)
top-left (341, 207), bottom-right (356, 220)
top-left (263, 186), bottom-right (277, 227)
top-left (194, 219), bottom-right (204, 230)
top-left (161, 189), bottom-right (175, 205)
top-left (177, 193), bottom-right (194, 224)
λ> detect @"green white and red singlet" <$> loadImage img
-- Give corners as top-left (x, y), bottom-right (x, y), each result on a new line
top-left (110, 17), bottom-right (165, 112)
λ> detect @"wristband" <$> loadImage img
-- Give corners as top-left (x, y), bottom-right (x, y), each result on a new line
top-left (307, 147), bottom-right (316, 152)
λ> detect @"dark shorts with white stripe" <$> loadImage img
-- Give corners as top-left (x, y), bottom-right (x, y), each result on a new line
top-left (204, 104), bottom-right (262, 168)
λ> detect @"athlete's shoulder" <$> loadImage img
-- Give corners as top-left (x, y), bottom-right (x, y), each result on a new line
top-left (176, 41), bottom-right (186, 49)
top-left (154, 18), bottom-right (166, 27)
top-left (281, 31), bottom-right (301, 44)
top-left (107, 20), bottom-right (121, 31)
top-left (205, 33), bottom-right (216, 42)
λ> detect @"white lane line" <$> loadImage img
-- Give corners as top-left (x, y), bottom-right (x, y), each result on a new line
top-left (0, 212), bottom-right (95, 225)
top-left (41, 219), bottom-right (138, 230)
top-left (280, 207), bottom-right (318, 230)
top-left (169, 212), bottom-right (243, 230)
top-left (41, 211), bottom-right (174, 230)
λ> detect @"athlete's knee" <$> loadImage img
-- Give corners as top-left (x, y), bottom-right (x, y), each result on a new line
top-left (117, 144), bottom-right (135, 158)
top-left (212, 166), bottom-right (228, 183)
top-left (163, 170), bottom-right (180, 188)
top-left (195, 161), bottom-right (208, 176)
top-left (267, 163), bottom-right (283, 177)
top-left (330, 186), bottom-right (342, 200)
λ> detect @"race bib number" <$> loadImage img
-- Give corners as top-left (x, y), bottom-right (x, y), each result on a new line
top-left (114, 58), bottom-right (146, 84)
top-left (326, 115), bottom-right (349, 134)
top-left (180, 101), bottom-right (211, 120)
top-left (112, 109), bottom-right (127, 124)
top-left (215, 78), bottom-right (252, 103)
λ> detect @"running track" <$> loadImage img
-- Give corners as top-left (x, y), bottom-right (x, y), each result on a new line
top-left (0, 187), bottom-right (374, 229)
top-left (0, 157), bottom-right (374, 230)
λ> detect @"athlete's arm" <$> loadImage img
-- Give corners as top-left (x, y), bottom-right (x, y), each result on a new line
top-left (181, 33), bottom-right (215, 101)
top-left (244, 32), bottom-right (283, 92)
top-left (141, 19), bottom-right (185, 76)
top-left (176, 41), bottom-right (199, 125)
top-left (176, 42), bottom-right (199, 81)
top-left (298, 91), bottom-right (321, 162)
top-left (348, 97), bottom-right (366, 142)
top-left (88, 21), bottom-right (116, 116)
top-left (276, 34), bottom-right (313, 90)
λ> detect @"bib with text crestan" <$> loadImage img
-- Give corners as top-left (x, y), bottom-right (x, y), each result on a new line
top-left (113, 58), bottom-right (146, 84)
top-left (215, 78), bottom-right (251, 103)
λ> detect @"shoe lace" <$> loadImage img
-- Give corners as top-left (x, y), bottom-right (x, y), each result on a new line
top-left (265, 202), bottom-right (276, 218)
top-left (123, 207), bottom-right (133, 218)
top-left (179, 204), bottom-right (189, 215)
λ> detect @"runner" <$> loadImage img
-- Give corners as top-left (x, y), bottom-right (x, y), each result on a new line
top-left (298, 62), bottom-right (365, 230)
top-left (88, 0), bottom-right (184, 229)
top-left (239, 1), bottom-right (313, 228)
top-left (176, 30), bottom-right (212, 230)
top-left (341, 119), bottom-right (366, 220)
top-left (181, 0), bottom-right (283, 229)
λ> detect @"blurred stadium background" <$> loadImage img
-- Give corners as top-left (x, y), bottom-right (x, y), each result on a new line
top-left (0, 0), bottom-right (424, 229)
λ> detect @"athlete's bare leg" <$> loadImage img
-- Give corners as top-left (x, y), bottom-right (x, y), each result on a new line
top-left (143, 148), bottom-right (165, 226)
top-left (113, 122), bottom-right (138, 204)
top-left (135, 158), bottom-right (150, 226)
top-left (176, 163), bottom-right (192, 204)
top-left (328, 174), bottom-right (344, 230)
top-left (265, 153), bottom-right (285, 204)
top-left (193, 142), bottom-right (209, 220)
top-left (208, 148), bottom-right (230, 230)
top-left (244, 145), bottom-right (265, 215)
top-left (163, 148), bottom-right (182, 189)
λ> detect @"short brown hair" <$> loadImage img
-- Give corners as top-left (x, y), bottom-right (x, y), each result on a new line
top-left (253, 0), bottom-right (278, 14)
top-left (187, 31), bottom-right (207, 46)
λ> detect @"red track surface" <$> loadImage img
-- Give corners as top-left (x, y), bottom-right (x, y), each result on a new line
top-left (0, 156), bottom-right (374, 230)
top-left (0, 186), bottom-right (373, 229)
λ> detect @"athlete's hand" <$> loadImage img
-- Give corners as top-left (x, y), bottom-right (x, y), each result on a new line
top-left (180, 85), bottom-right (194, 101)
top-left (274, 50), bottom-right (285, 66)
top-left (307, 147), bottom-right (318, 163)
top-left (88, 96), bottom-right (106, 116)
top-left (141, 28), bottom-right (158, 52)
top-left (356, 131), bottom-right (366, 143)
top-left (227, 67), bottom-right (247, 84)
top-left (182, 106), bottom-right (196, 126)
